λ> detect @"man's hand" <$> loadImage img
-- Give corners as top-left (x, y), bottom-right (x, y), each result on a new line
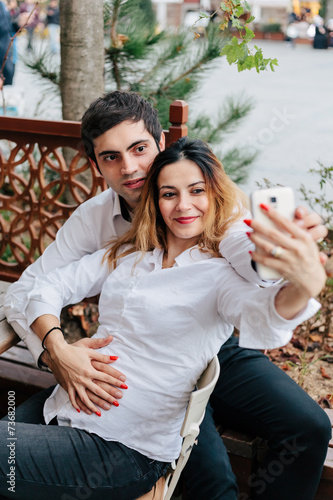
top-left (41, 336), bottom-right (126, 415)
top-left (294, 206), bottom-right (328, 264)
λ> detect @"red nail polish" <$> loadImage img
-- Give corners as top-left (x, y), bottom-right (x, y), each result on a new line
top-left (244, 219), bottom-right (252, 227)
top-left (248, 251), bottom-right (253, 255)
top-left (113, 401), bottom-right (119, 407)
top-left (76, 408), bottom-right (80, 413)
top-left (95, 410), bottom-right (101, 417)
top-left (110, 356), bottom-right (118, 360)
top-left (260, 203), bottom-right (270, 211)
top-left (246, 232), bottom-right (251, 237)
top-left (120, 383), bottom-right (128, 389)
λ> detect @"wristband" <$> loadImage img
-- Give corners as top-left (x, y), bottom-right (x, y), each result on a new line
top-left (42, 326), bottom-right (64, 351)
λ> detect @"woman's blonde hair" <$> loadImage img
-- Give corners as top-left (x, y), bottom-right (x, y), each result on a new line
top-left (105, 137), bottom-right (248, 268)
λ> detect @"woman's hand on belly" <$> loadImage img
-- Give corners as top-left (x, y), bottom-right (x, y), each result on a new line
top-left (48, 335), bottom-right (128, 415)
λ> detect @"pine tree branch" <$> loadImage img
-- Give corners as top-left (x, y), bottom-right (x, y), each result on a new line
top-left (135, 34), bottom-right (187, 86)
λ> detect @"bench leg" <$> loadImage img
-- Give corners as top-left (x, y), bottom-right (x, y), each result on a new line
top-left (137, 476), bottom-right (165, 500)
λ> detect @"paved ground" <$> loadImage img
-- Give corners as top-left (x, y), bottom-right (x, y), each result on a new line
top-left (3, 36), bottom-right (333, 206)
top-left (193, 39), bottom-right (333, 206)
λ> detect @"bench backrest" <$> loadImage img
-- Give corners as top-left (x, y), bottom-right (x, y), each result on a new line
top-left (0, 100), bottom-right (188, 282)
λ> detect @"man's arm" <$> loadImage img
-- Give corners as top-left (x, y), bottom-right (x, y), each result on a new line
top-left (4, 190), bottom-right (113, 366)
top-left (219, 206), bottom-right (327, 284)
top-left (25, 250), bottom-right (127, 414)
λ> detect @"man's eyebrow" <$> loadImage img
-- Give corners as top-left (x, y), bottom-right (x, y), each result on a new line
top-left (159, 181), bottom-right (205, 191)
top-left (98, 139), bottom-right (151, 157)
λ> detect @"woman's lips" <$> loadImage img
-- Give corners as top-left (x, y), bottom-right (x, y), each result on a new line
top-left (123, 178), bottom-right (145, 189)
top-left (174, 217), bottom-right (199, 224)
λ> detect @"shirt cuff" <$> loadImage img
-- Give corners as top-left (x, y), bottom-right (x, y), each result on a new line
top-left (26, 299), bottom-right (61, 330)
top-left (239, 285), bottom-right (321, 350)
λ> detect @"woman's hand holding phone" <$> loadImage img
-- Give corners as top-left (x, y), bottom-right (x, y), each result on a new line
top-left (245, 204), bottom-right (327, 307)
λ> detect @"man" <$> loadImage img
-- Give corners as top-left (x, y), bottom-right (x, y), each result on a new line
top-left (4, 91), bottom-right (331, 499)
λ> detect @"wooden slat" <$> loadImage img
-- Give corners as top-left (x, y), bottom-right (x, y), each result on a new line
top-left (219, 427), bottom-right (262, 459)
top-left (324, 409), bottom-right (333, 449)
top-left (0, 281), bottom-right (20, 354)
top-left (1, 344), bottom-right (36, 367)
top-left (322, 447), bottom-right (333, 481)
top-left (0, 358), bottom-right (56, 388)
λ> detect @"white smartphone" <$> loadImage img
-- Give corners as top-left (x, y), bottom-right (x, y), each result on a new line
top-left (250, 186), bottom-right (295, 280)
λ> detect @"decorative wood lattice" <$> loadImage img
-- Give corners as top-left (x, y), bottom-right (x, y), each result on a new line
top-left (0, 100), bottom-right (188, 281)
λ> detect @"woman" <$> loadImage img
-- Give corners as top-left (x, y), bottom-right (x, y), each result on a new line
top-left (0, 138), bottom-right (327, 500)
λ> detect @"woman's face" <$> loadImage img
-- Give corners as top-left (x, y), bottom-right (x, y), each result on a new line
top-left (157, 159), bottom-right (210, 246)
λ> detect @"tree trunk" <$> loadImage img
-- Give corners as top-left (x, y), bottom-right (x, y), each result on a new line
top-left (59, 0), bottom-right (104, 198)
top-left (325, 0), bottom-right (333, 22)
top-left (60, 0), bottom-right (105, 121)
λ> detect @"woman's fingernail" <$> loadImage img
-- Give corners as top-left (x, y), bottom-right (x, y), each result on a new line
top-left (246, 232), bottom-right (251, 238)
top-left (110, 356), bottom-right (118, 360)
top-left (248, 251), bottom-right (253, 255)
top-left (76, 408), bottom-right (80, 413)
top-left (120, 383), bottom-right (128, 389)
top-left (244, 219), bottom-right (252, 227)
top-left (113, 401), bottom-right (119, 407)
top-left (260, 203), bottom-right (270, 211)
top-left (95, 410), bottom-right (101, 417)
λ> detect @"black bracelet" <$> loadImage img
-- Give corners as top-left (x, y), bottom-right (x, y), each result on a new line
top-left (42, 326), bottom-right (64, 351)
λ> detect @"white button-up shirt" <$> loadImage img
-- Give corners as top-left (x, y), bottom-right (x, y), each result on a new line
top-left (4, 189), bottom-right (264, 366)
top-left (25, 246), bottom-right (319, 462)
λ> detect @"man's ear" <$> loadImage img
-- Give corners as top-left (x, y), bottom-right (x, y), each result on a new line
top-left (89, 158), bottom-right (101, 174)
top-left (159, 132), bottom-right (166, 152)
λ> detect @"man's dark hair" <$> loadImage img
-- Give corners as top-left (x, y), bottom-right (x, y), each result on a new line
top-left (81, 91), bottom-right (163, 164)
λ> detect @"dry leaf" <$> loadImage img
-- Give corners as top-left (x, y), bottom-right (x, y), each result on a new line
top-left (320, 366), bottom-right (332, 379)
top-left (309, 334), bottom-right (323, 343)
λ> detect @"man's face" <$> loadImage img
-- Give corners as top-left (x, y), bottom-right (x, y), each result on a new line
top-left (92, 120), bottom-right (165, 211)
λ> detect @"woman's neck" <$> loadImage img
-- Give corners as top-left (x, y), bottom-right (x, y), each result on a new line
top-left (163, 232), bottom-right (200, 268)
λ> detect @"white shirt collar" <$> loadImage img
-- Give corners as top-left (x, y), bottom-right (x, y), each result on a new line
top-left (112, 193), bottom-right (123, 220)
top-left (149, 246), bottom-right (213, 269)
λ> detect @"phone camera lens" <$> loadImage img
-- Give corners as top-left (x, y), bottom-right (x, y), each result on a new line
top-left (270, 197), bottom-right (277, 203)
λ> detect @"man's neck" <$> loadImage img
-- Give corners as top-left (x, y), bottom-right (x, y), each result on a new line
top-left (119, 196), bottom-right (135, 222)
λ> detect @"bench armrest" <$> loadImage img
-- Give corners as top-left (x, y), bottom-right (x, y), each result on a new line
top-left (0, 281), bottom-right (20, 354)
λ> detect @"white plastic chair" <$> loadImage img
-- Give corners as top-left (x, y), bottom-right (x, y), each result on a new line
top-left (163, 355), bottom-right (220, 500)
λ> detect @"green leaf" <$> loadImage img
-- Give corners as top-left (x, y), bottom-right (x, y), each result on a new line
top-left (245, 15), bottom-right (255, 24)
top-left (243, 26), bottom-right (255, 42)
top-left (244, 1), bottom-right (251, 11)
top-left (221, 2), bottom-right (232, 12)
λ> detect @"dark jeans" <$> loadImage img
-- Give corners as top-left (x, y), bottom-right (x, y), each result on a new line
top-left (181, 336), bottom-right (332, 500)
top-left (0, 387), bottom-right (169, 500)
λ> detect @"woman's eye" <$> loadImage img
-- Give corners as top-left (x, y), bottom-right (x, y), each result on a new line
top-left (136, 145), bottom-right (146, 153)
top-left (162, 192), bottom-right (175, 198)
top-left (192, 188), bottom-right (205, 194)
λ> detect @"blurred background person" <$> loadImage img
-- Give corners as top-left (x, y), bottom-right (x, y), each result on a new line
top-left (19, 0), bottom-right (40, 51)
top-left (46, 0), bottom-right (60, 54)
top-left (0, 0), bottom-right (15, 86)
top-left (312, 14), bottom-right (328, 49)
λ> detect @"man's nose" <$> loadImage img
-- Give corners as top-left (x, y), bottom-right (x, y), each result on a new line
top-left (120, 155), bottom-right (138, 176)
